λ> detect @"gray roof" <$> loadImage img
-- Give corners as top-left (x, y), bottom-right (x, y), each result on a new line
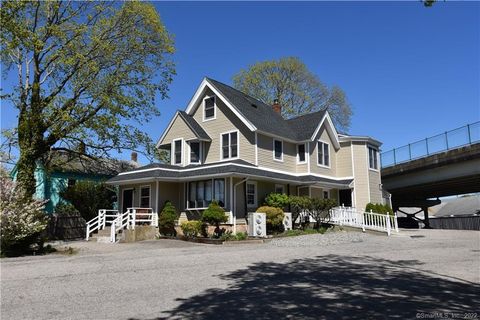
top-left (107, 160), bottom-right (352, 187)
top-left (432, 196), bottom-right (480, 217)
top-left (206, 78), bottom-right (327, 141)
top-left (178, 111), bottom-right (211, 141)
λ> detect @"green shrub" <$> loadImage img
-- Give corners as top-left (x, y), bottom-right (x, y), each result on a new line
top-left (201, 201), bottom-right (227, 237)
top-left (365, 203), bottom-right (393, 215)
top-left (54, 203), bottom-right (80, 215)
top-left (235, 232), bottom-right (248, 241)
top-left (310, 198), bottom-right (337, 228)
top-left (288, 195), bottom-right (312, 228)
top-left (180, 220), bottom-right (203, 238)
top-left (60, 181), bottom-right (116, 221)
top-left (256, 206), bottom-right (285, 234)
top-left (158, 201), bottom-right (177, 236)
top-left (265, 193), bottom-right (290, 209)
top-left (220, 231), bottom-right (248, 241)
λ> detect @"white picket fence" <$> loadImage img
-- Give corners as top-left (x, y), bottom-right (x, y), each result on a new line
top-left (86, 208), bottom-right (158, 243)
top-left (329, 206), bottom-right (399, 236)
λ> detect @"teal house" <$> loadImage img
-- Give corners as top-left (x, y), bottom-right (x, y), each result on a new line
top-left (12, 150), bottom-right (138, 213)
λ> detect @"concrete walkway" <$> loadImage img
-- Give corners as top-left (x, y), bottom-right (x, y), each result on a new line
top-left (1, 229), bottom-right (479, 319)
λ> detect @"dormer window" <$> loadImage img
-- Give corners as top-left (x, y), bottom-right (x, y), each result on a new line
top-left (190, 141), bottom-right (201, 164)
top-left (273, 139), bottom-right (283, 162)
top-left (203, 96), bottom-right (215, 121)
top-left (297, 144), bottom-right (306, 164)
top-left (173, 139), bottom-right (183, 165)
top-left (317, 141), bottom-right (330, 167)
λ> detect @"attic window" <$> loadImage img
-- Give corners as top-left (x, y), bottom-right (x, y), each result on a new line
top-left (204, 96), bottom-right (215, 121)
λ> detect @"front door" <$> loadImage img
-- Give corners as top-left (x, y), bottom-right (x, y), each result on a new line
top-left (122, 189), bottom-right (133, 213)
top-left (339, 189), bottom-right (352, 207)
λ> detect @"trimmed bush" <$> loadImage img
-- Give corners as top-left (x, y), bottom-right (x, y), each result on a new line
top-left (310, 198), bottom-right (337, 228)
top-left (201, 201), bottom-right (227, 237)
top-left (180, 220), bottom-right (203, 238)
top-left (158, 201), bottom-right (177, 236)
top-left (256, 206), bottom-right (285, 234)
top-left (265, 193), bottom-right (290, 209)
top-left (54, 203), bottom-right (80, 215)
top-left (365, 203), bottom-right (393, 215)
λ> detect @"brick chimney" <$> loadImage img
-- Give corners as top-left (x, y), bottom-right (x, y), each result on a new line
top-left (272, 99), bottom-right (282, 114)
top-left (131, 152), bottom-right (138, 163)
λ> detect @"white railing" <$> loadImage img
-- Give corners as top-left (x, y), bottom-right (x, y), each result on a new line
top-left (225, 211), bottom-right (234, 224)
top-left (330, 206), bottom-right (399, 236)
top-left (86, 207), bottom-right (158, 242)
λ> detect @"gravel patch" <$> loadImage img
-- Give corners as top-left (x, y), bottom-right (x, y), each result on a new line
top-left (267, 230), bottom-right (368, 247)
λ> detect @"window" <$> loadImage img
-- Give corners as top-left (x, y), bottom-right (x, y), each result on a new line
top-left (323, 190), bottom-right (329, 199)
top-left (317, 141), bottom-right (330, 167)
top-left (297, 144), bottom-right (306, 163)
top-left (275, 184), bottom-right (285, 194)
top-left (273, 139), bottom-right (283, 161)
top-left (221, 131), bottom-right (238, 159)
top-left (190, 142), bottom-right (200, 164)
top-left (204, 96), bottom-right (215, 120)
top-left (173, 139), bottom-right (182, 165)
top-left (369, 146), bottom-right (379, 170)
top-left (246, 182), bottom-right (257, 207)
top-left (188, 179), bottom-right (225, 208)
top-left (140, 186), bottom-right (150, 208)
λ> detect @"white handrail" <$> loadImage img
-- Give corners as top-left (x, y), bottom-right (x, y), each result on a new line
top-left (329, 206), bottom-right (398, 236)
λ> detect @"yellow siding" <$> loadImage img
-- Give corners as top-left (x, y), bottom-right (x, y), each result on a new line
top-left (309, 124), bottom-right (337, 176)
top-left (161, 115), bottom-right (197, 145)
top-left (336, 141), bottom-right (353, 177)
top-left (352, 142), bottom-right (370, 210)
top-left (368, 170), bottom-right (383, 204)
top-left (191, 89), bottom-right (255, 164)
top-left (257, 134), bottom-right (298, 171)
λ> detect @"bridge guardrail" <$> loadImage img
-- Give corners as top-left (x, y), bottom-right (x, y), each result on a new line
top-left (381, 121), bottom-right (480, 168)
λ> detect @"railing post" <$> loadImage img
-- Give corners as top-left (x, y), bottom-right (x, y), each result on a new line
top-left (111, 220), bottom-right (116, 243)
top-left (102, 210), bottom-right (106, 230)
top-left (394, 212), bottom-right (399, 232)
top-left (445, 131), bottom-right (449, 150)
top-left (131, 209), bottom-right (136, 230)
top-left (361, 212), bottom-right (365, 232)
top-left (393, 148), bottom-right (396, 165)
top-left (386, 213), bottom-right (391, 236)
top-left (408, 143), bottom-right (412, 161)
top-left (425, 138), bottom-right (429, 155)
top-left (86, 224), bottom-right (90, 241)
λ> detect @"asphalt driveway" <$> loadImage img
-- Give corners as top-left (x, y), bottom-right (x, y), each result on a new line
top-left (1, 229), bottom-right (479, 320)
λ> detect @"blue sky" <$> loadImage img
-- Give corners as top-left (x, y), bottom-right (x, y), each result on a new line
top-left (1, 1), bottom-right (479, 165)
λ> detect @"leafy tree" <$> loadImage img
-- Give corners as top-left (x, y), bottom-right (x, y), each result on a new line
top-left (0, 167), bottom-right (47, 256)
top-left (158, 201), bottom-right (177, 236)
top-left (288, 195), bottom-right (312, 229)
top-left (265, 192), bottom-right (290, 209)
top-left (233, 57), bottom-right (352, 131)
top-left (1, 1), bottom-right (175, 199)
top-left (60, 181), bottom-right (116, 222)
top-left (309, 198), bottom-right (337, 229)
top-left (201, 201), bottom-right (227, 237)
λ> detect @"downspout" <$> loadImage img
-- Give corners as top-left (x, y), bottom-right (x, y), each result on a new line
top-left (233, 177), bottom-right (249, 234)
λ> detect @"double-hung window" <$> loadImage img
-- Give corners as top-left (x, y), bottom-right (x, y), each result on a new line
top-left (204, 96), bottom-right (215, 120)
top-left (190, 142), bottom-right (200, 164)
top-left (317, 141), bottom-right (330, 167)
top-left (273, 139), bottom-right (283, 161)
top-left (368, 146), bottom-right (379, 170)
top-left (275, 184), bottom-right (285, 194)
top-left (188, 179), bottom-right (225, 208)
top-left (140, 186), bottom-right (150, 208)
top-left (246, 182), bottom-right (257, 208)
top-left (221, 131), bottom-right (238, 159)
top-left (173, 139), bottom-right (182, 165)
top-left (297, 144), bottom-right (306, 163)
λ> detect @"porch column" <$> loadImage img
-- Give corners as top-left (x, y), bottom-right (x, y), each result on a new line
top-left (156, 180), bottom-right (159, 213)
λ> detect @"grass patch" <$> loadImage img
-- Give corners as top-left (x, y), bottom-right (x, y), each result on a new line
top-left (277, 226), bottom-right (331, 238)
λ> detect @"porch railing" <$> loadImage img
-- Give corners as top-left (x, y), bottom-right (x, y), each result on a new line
top-left (86, 207), bottom-right (158, 243)
top-left (330, 206), bottom-right (398, 236)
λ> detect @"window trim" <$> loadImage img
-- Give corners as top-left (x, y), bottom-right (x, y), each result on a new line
top-left (172, 138), bottom-right (184, 165)
top-left (246, 181), bottom-right (258, 208)
top-left (139, 185), bottom-right (151, 208)
top-left (273, 139), bottom-right (284, 162)
top-left (368, 146), bottom-right (379, 171)
top-left (297, 143), bottom-right (307, 164)
top-left (186, 178), bottom-right (226, 210)
top-left (317, 140), bottom-right (331, 168)
top-left (188, 141), bottom-right (201, 165)
top-left (220, 129), bottom-right (240, 161)
top-left (275, 184), bottom-right (285, 194)
top-left (323, 190), bottom-right (330, 199)
top-left (203, 95), bottom-right (216, 122)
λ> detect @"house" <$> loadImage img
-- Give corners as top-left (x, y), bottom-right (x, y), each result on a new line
top-left (106, 77), bottom-right (386, 231)
top-left (11, 150), bottom-right (139, 213)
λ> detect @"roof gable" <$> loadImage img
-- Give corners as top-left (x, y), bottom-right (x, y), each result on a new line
top-left (156, 111), bottom-right (211, 147)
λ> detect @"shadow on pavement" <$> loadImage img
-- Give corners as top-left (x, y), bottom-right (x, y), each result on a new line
top-left (131, 255), bottom-right (479, 319)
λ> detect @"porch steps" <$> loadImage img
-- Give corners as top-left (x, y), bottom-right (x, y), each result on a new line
top-left (88, 227), bottom-right (122, 243)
